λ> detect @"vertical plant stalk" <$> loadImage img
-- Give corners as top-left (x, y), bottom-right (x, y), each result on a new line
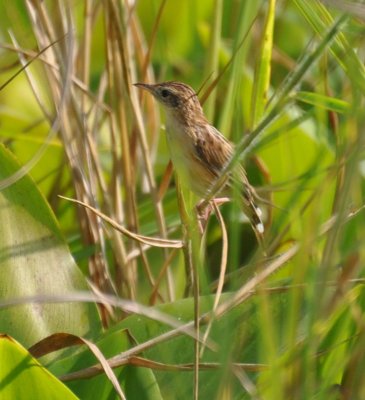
top-left (250, 0), bottom-right (275, 127)
top-left (320, 110), bottom-right (365, 300)
top-left (249, 0), bottom-right (276, 241)
top-left (103, 2), bottom-right (140, 298)
top-left (136, 0), bottom-right (175, 299)
top-left (218, 2), bottom-right (262, 135)
top-left (24, 0), bottom-right (117, 326)
top-left (175, 178), bottom-right (201, 400)
top-left (140, 0), bottom-right (168, 81)
top-left (120, 1), bottom-right (175, 300)
top-left (200, 201), bottom-right (228, 356)
top-left (203, 0), bottom-right (223, 120)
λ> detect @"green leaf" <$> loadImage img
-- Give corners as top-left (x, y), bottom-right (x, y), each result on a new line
top-left (50, 329), bottom-right (162, 400)
top-left (202, 0), bottom-right (223, 120)
top-left (251, 0), bottom-right (276, 127)
top-left (0, 334), bottom-right (78, 399)
top-left (0, 144), bottom-right (101, 347)
top-left (50, 295), bottom-right (261, 400)
top-left (295, 91), bottom-right (350, 113)
top-left (218, 1), bottom-right (263, 135)
top-left (294, 0), bottom-right (365, 93)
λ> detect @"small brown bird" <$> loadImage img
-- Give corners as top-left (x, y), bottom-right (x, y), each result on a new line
top-left (134, 81), bottom-right (264, 243)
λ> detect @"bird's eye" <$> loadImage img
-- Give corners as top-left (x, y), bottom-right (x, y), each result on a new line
top-left (161, 89), bottom-right (170, 98)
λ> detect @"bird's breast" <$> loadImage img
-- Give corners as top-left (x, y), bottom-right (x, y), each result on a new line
top-left (164, 117), bottom-right (214, 197)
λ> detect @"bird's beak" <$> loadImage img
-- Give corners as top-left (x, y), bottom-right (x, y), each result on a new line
top-left (133, 82), bottom-right (154, 94)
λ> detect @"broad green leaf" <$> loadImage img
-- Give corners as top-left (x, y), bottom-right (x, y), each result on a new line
top-left (50, 329), bottom-right (162, 400)
top-left (0, 334), bottom-right (78, 399)
top-left (50, 295), bottom-right (264, 400)
top-left (0, 144), bottom-right (101, 347)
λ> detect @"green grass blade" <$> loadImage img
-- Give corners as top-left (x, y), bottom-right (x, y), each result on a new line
top-left (294, 0), bottom-right (365, 93)
top-left (295, 91), bottom-right (350, 113)
top-left (251, 0), bottom-right (276, 127)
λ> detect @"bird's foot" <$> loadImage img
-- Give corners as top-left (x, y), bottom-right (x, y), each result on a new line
top-left (196, 197), bottom-right (230, 233)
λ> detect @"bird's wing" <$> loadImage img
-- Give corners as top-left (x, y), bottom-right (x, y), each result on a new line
top-left (192, 124), bottom-right (233, 174)
top-left (192, 124), bottom-right (264, 240)
top-left (193, 124), bottom-right (251, 186)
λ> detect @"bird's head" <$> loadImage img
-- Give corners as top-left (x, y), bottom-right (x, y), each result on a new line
top-left (134, 81), bottom-right (206, 124)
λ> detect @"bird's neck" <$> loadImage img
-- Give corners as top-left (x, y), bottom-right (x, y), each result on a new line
top-left (165, 104), bottom-right (207, 130)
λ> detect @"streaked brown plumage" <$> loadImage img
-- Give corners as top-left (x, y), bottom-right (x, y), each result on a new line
top-left (134, 81), bottom-right (264, 241)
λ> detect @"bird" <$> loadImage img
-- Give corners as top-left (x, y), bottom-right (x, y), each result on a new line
top-left (134, 81), bottom-right (265, 246)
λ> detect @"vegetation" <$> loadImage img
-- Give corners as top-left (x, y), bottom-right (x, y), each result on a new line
top-left (0, 0), bottom-right (364, 399)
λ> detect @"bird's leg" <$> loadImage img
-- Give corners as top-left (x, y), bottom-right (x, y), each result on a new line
top-left (196, 197), bottom-right (230, 233)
